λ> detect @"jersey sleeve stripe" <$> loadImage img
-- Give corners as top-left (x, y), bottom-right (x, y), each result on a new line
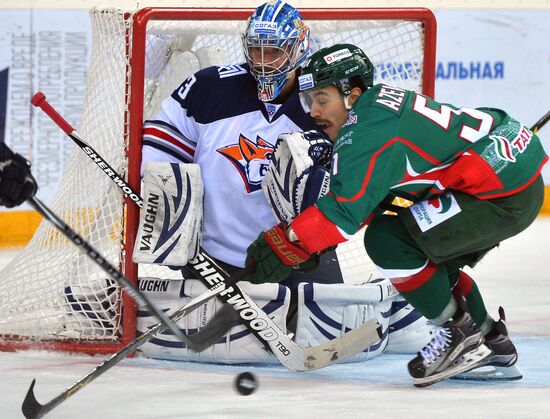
top-left (143, 126), bottom-right (196, 158)
top-left (144, 120), bottom-right (197, 146)
top-left (143, 139), bottom-right (193, 163)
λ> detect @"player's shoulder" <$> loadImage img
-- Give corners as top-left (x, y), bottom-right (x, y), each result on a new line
top-left (171, 63), bottom-right (261, 123)
top-left (194, 63), bottom-right (250, 85)
top-left (360, 83), bottom-right (413, 114)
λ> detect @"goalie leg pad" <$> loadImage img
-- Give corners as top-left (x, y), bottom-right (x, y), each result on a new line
top-left (133, 162), bottom-right (203, 266)
top-left (294, 280), bottom-right (395, 363)
top-left (136, 277), bottom-right (290, 364)
top-left (385, 295), bottom-right (434, 353)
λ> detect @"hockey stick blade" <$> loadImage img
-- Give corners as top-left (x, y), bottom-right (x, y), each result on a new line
top-left (20, 271), bottom-right (245, 419)
top-left (22, 379), bottom-right (43, 419)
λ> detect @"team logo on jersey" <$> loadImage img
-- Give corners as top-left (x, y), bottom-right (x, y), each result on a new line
top-left (342, 110), bottom-right (357, 127)
top-left (217, 134), bottom-right (274, 193)
top-left (410, 192), bottom-right (461, 232)
top-left (427, 194), bottom-right (453, 214)
top-left (490, 135), bottom-right (516, 162)
top-left (265, 103), bottom-right (278, 119)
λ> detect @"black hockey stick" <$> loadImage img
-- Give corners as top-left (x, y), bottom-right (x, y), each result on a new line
top-left (26, 196), bottom-right (205, 350)
top-left (531, 110), bottom-right (550, 134)
top-left (21, 268), bottom-right (248, 419)
top-left (32, 91), bottom-right (234, 348)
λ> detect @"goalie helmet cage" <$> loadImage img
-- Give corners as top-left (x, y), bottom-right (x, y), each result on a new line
top-left (0, 7), bottom-right (436, 354)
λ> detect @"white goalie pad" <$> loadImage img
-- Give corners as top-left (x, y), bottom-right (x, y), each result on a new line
top-left (133, 162), bottom-right (203, 266)
top-left (136, 278), bottom-right (290, 364)
top-left (294, 279), bottom-right (395, 363)
top-left (385, 295), bottom-right (434, 354)
top-left (262, 130), bottom-right (332, 223)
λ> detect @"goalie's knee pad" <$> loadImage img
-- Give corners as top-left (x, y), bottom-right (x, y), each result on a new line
top-left (386, 295), bottom-right (433, 353)
top-left (294, 279), bottom-right (395, 363)
top-left (136, 277), bottom-right (290, 364)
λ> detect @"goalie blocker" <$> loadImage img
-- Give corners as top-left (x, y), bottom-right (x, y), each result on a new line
top-left (133, 162), bottom-right (203, 266)
top-left (136, 277), bottom-right (433, 364)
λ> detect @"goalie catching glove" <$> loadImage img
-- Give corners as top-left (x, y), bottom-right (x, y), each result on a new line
top-left (245, 223), bottom-right (315, 284)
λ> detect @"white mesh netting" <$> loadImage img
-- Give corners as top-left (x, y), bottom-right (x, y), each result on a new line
top-left (0, 7), bottom-right (433, 347)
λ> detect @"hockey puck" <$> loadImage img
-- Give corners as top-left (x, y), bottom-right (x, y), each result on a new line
top-left (234, 371), bottom-right (258, 396)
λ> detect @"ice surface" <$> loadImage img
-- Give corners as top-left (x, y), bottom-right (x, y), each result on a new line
top-left (1, 219), bottom-right (549, 418)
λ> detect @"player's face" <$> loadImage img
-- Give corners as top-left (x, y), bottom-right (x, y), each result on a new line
top-left (249, 46), bottom-right (290, 75)
top-left (304, 86), bottom-right (348, 140)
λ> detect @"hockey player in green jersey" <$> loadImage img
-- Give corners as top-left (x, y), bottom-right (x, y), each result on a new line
top-left (244, 43), bottom-right (548, 387)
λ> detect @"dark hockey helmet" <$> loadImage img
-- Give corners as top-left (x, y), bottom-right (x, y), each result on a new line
top-left (298, 43), bottom-right (373, 110)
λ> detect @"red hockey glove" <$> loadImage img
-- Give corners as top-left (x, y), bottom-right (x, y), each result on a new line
top-left (245, 223), bottom-right (313, 284)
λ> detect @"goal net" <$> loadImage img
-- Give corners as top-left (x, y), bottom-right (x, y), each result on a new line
top-left (0, 7), bottom-right (436, 353)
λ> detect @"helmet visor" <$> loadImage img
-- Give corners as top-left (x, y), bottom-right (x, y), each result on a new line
top-left (299, 86), bottom-right (344, 114)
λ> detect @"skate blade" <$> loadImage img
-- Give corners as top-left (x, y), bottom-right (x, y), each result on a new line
top-left (451, 363), bottom-right (523, 381)
top-left (413, 344), bottom-right (492, 388)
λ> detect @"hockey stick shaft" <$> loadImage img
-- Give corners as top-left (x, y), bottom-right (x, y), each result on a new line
top-left (32, 91), bottom-right (233, 347)
top-left (531, 110), bottom-right (550, 134)
top-left (27, 196), bottom-right (196, 348)
top-left (21, 270), bottom-right (246, 419)
top-left (31, 92), bottom-right (143, 208)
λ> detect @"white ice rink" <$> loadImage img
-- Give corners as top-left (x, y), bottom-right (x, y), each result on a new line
top-left (1, 218), bottom-right (550, 418)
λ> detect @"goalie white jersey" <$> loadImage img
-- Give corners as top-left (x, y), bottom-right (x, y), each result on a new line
top-left (142, 64), bottom-right (320, 267)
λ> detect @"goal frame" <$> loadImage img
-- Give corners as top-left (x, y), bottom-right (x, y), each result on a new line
top-left (0, 7), bottom-right (436, 355)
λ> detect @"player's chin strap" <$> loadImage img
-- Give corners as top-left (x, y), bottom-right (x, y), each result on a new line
top-left (345, 94), bottom-right (353, 110)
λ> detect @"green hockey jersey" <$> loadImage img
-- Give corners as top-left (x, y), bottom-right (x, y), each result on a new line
top-left (317, 84), bottom-right (548, 235)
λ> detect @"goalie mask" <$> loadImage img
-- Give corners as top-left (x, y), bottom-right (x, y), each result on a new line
top-left (242, 0), bottom-right (310, 102)
top-left (298, 43), bottom-right (374, 112)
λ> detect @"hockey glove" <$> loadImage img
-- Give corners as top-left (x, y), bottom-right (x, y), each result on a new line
top-left (245, 223), bottom-right (313, 284)
top-left (0, 143), bottom-right (37, 208)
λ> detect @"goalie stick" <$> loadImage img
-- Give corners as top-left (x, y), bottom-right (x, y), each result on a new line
top-left (32, 91), bottom-right (383, 366)
top-left (21, 252), bottom-right (380, 419)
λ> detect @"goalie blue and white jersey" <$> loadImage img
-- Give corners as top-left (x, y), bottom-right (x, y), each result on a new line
top-left (142, 64), bottom-right (319, 267)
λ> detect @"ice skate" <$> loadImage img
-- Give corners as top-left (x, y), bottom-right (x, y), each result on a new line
top-left (407, 309), bottom-right (492, 387)
top-left (452, 307), bottom-right (522, 381)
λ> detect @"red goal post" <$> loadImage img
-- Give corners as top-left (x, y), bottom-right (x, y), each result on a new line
top-left (0, 7), bottom-right (436, 354)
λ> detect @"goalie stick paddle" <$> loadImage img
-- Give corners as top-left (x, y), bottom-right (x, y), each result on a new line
top-left (21, 269), bottom-right (248, 419)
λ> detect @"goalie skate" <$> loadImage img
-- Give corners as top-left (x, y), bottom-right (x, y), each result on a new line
top-left (408, 309), bottom-right (492, 387)
top-left (452, 306), bottom-right (522, 381)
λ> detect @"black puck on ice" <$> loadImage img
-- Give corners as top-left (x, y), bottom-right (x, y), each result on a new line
top-left (234, 371), bottom-right (258, 396)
